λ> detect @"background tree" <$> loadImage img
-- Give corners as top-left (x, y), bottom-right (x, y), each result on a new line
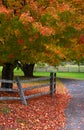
top-left (0, 0), bottom-right (84, 88)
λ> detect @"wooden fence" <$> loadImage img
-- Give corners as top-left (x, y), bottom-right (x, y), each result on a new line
top-left (0, 72), bottom-right (56, 105)
top-left (34, 65), bottom-right (84, 72)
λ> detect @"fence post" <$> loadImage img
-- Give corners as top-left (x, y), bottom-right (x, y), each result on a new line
top-left (53, 73), bottom-right (56, 93)
top-left (50, 72), bottom-right (53, 96)
top-left (16, 77), bottom-right (27, 105)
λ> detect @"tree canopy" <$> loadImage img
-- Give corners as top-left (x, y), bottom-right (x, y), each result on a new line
top-left (0, 0), bottom-right (84, 66)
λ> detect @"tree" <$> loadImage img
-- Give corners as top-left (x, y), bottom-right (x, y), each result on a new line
top-left (0, 0), bottom-right (84, 88)
top-left (17, 62), bottom-right (35, 77)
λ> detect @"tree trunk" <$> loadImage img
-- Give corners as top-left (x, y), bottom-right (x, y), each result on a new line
top-left (1, 63), bottom-right (14, 89)
top-left (22, 64), bottom-right (35, 77)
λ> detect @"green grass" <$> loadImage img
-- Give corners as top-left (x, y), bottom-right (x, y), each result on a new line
top-left (1, 107), bottom-right (10, 114)
top-left (34, 71), bottom-right (84, 80)
top-left (14, 68), bottom-right (24, 76)
top-left (0, 66), bottom-right (3, 74)
top-left (56, 72), bottom-right (84, 80)
top-left (33, 71), bottom-right (50, 77)
top-left (0, 67), bottom-right (24, 77)
top-left (0, 66), bottom-right (84, 80)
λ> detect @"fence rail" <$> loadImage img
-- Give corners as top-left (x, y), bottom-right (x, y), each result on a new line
top-left (0, 72), bottom-right (56, 105)
top-left (34, 65), bottom-right (84, 72)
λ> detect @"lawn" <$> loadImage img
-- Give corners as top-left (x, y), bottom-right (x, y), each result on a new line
top-left (0, 66), bottom-right (24, 77)
top-left (0, 66), bottom-right (84, 80)
top-left (56, 72), bottom-right (84, 80)
top-left (34, 71), bottom-right (84, 80)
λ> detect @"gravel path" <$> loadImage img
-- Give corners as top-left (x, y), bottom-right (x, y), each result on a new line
top-left (60, 78), bottom-right (84, 130)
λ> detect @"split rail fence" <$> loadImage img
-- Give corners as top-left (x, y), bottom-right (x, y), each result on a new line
top-left (0, 72), bottom-right (56, 105)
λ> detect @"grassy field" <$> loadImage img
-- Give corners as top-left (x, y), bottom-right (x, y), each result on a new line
top-left (34, 72), bottom-right (84, 80)
top-left (0, 66), bottom-right (84, 80)
top-left (56, 72), bottom-right (84, 80)
top-left (0, 67), bottom-right (24, 76)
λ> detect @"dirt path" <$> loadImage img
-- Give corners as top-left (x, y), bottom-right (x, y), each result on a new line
top-left (60, 78), bottom-right (84, 130)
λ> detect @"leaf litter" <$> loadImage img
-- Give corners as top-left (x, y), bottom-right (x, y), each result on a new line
top-left (0, 81), bottom-right (71, 130)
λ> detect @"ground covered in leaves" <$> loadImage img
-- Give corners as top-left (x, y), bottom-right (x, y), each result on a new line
top-left (0, 80), bottom-right (71, 130)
